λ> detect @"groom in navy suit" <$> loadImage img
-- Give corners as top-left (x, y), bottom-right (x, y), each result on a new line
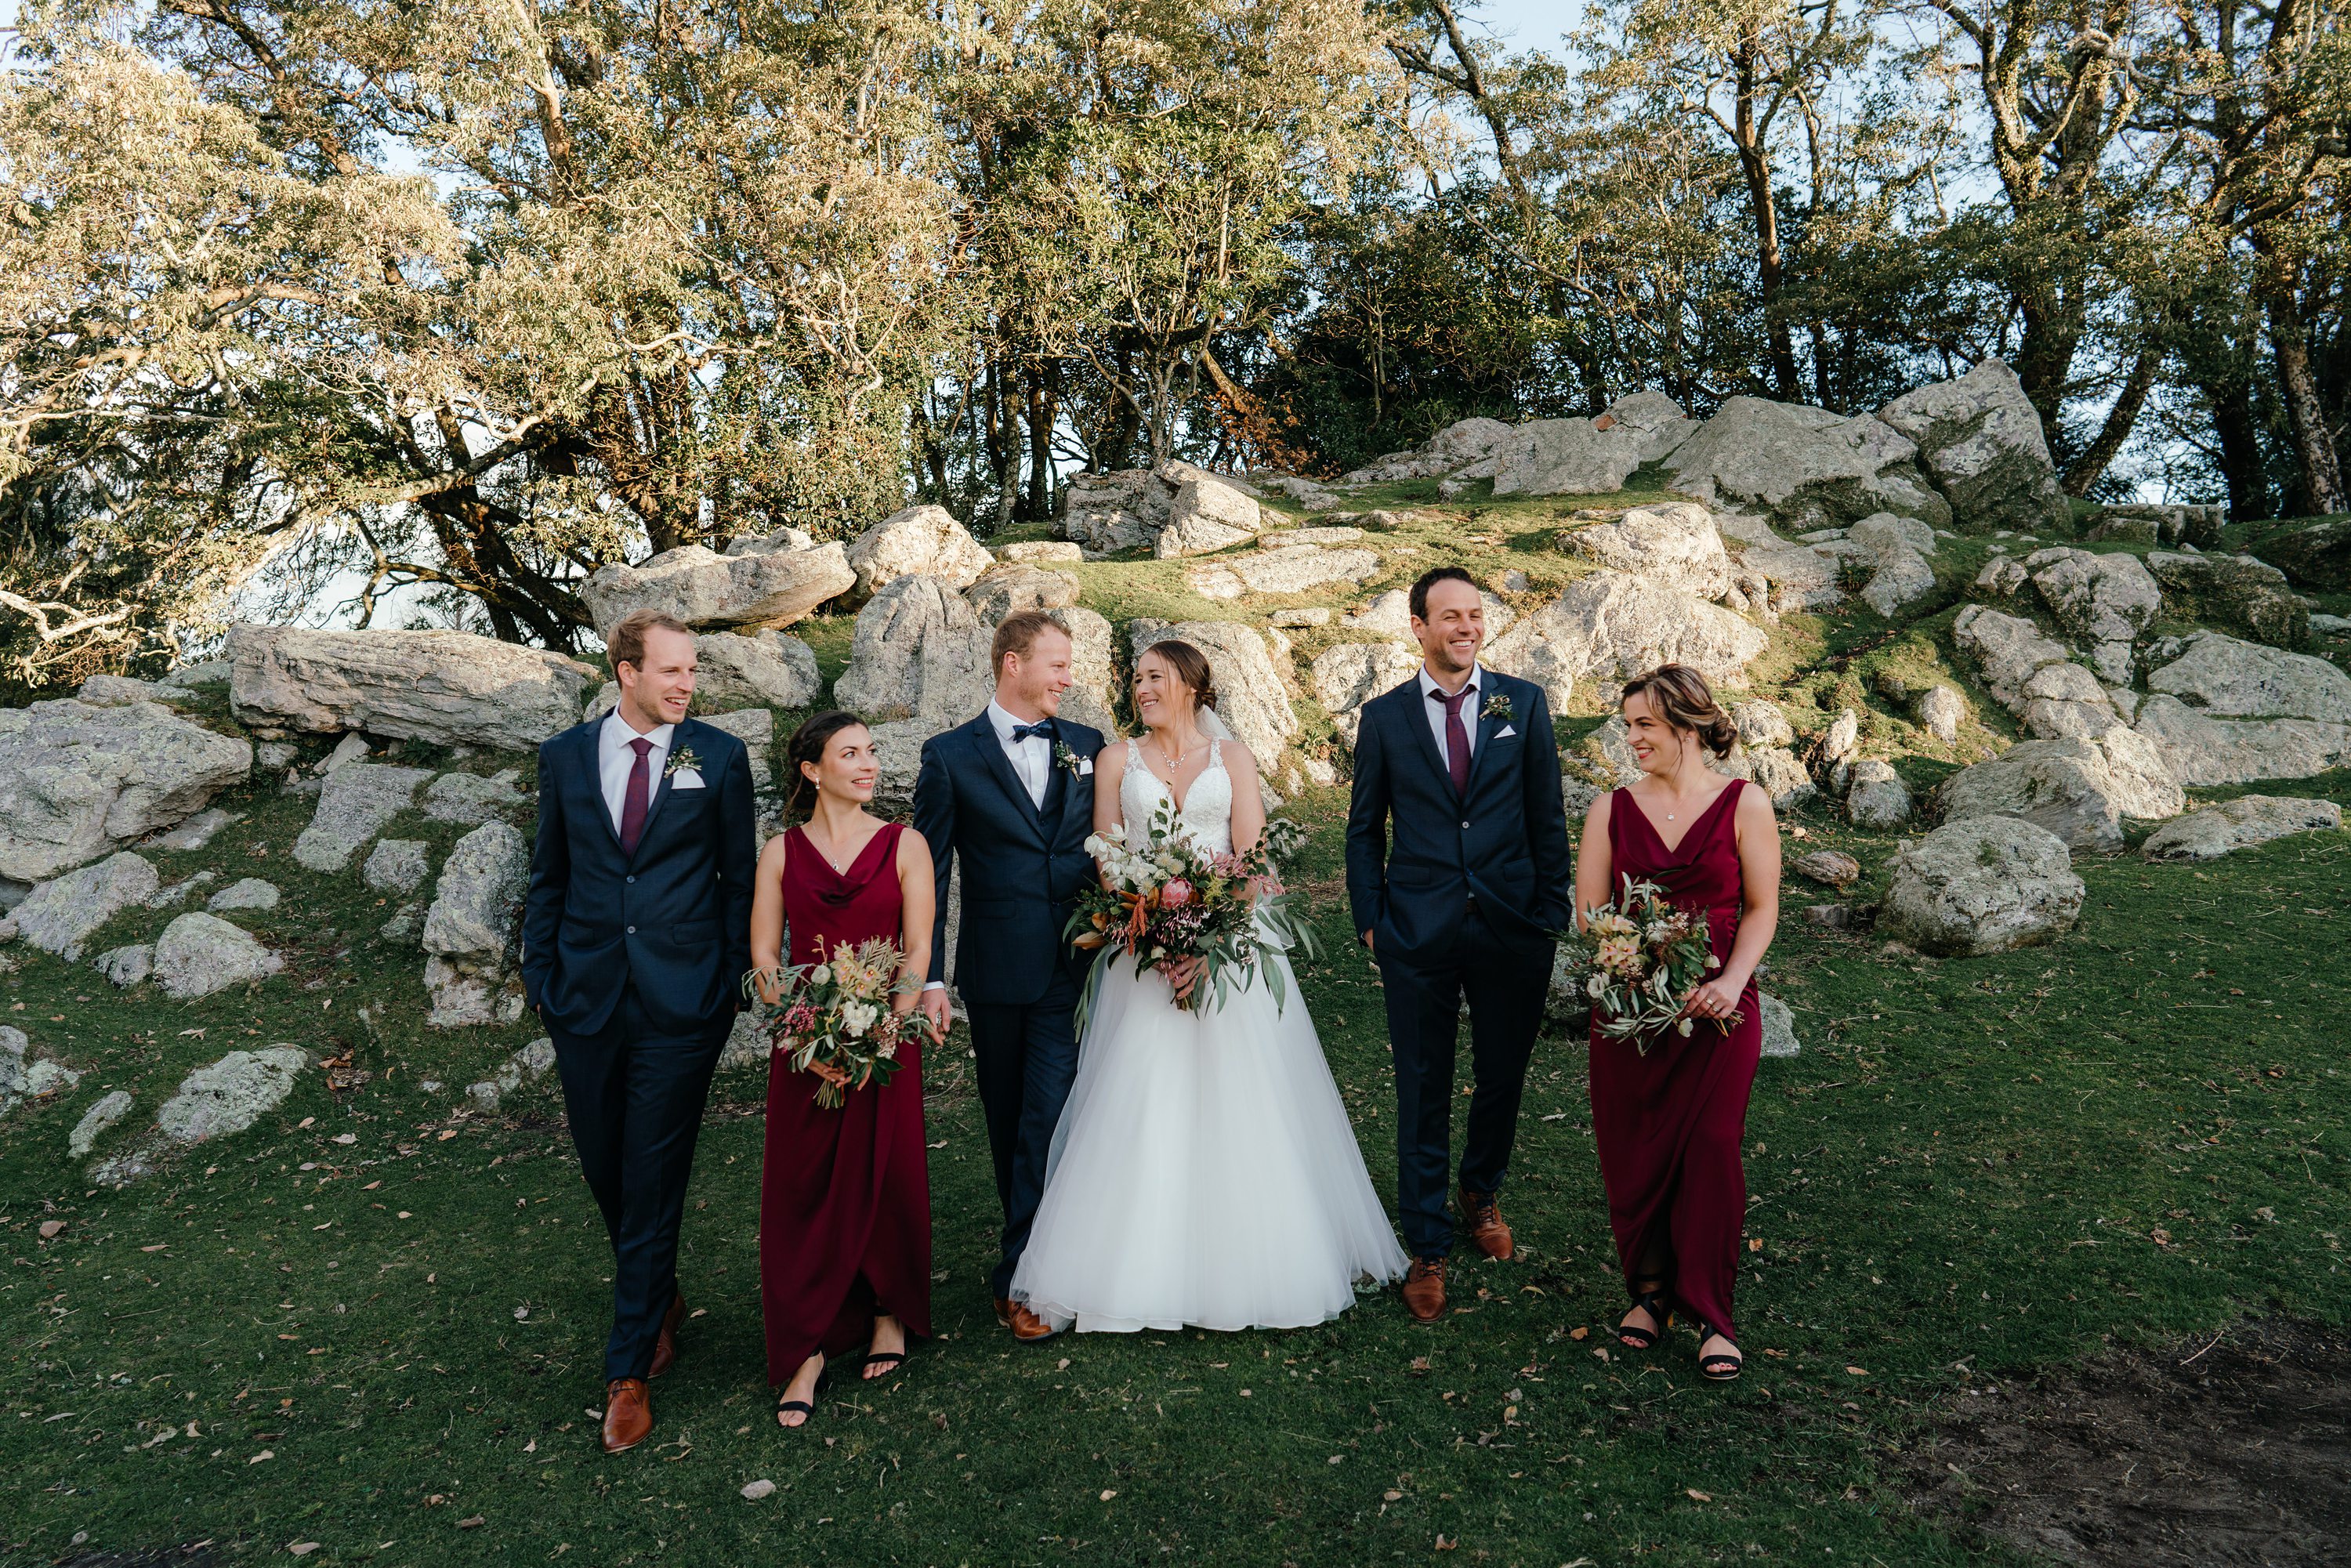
top-left (522, 609), bottom-right (757, 1452)
top-left (1346, 567), bottom-right (1572, 1320)
top-left (912, 610), bottom-right (1104, 1343)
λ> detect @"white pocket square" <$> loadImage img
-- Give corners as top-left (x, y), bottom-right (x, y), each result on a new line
top-left (670, 770), bottom-right (706, 789)
top-left (1078, 758), bottom-right (1095, 776)
top-left (1495, 726), bottom-right (1517, 739)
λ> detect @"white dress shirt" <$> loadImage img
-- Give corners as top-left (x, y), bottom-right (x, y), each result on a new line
top-left (987, 700), bottom-right (1053, 809)
top-left (599, 708), bottom-right (676, 835)
top-left (1417, 663), bottom-right (1483, 772)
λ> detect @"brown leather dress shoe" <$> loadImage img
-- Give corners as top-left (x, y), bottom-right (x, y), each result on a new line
top-left (1458, 1186), bottom-right (1514, 1261)
top-left (601, 1378), bottom-right (652, 1454)
top-left (1401, 1257), bottom-right (1447, 1321)
top-left (648, 1293), bottom-right (686, 1379)
top-left (994, 1297), bottom-right (1061, 1342)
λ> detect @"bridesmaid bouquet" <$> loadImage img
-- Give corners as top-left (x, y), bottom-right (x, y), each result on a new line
top-left (1559, 875), bottom-right (1741, 1055)
top-left (741, 939), bottom-right (916, 1109)
top-left (1066, 797), bottom-right (1320, 1027)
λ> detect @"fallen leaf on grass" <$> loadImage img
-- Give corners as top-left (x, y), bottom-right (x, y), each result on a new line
top-left (248, 1450), bottom-right (274, 1464)
top-left (741, 1479), bottom-right (775, 1501)
top-left (437, 1130), bottom-right (458, 1142)
top-left (1099, 1490), bottom-right (1117, 1501)
top-left (38, 1220), bottom-right (65, 1240)
top-left (456, 1515), bottom-right (484, 1529)
top-left (288, 1544), bottom-right (320, 1556)
top-left (1686, 1489), bottom-right (1712, 1502)
top-left (1846, 1366), bottom-right (1868, 1376)
top-left (1383, 1490), bottom-right (1404, 1501)
top-left (1568, 1327), bottom-right (1588, 1341)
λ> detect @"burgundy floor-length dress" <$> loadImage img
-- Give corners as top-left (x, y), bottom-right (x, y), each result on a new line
top-left (759, 822), bottom-right (932, 1383)
top-left (1588, 779), bottom-right (1762, 1344)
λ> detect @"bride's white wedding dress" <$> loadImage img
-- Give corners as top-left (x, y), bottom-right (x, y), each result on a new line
top-left (1009, 740), bottom-right (1407, 1333)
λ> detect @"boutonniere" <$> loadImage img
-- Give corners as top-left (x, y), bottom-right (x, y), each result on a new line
top-left (1055, 740), bottom-right (1093, 777)
top-left (665, 746), bottom-right (701, 779)
top-left (1481, 693), bottom-right (1515, 724)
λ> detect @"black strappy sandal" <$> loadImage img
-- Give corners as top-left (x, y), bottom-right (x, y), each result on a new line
top-left (859, 1349), bottom-right (907, 1380)
top-left (776, 1362), bottom-right (830, 1428)
top-left (1697, 1326), bottom-right (1743, 1382)
top-left (1617, 1280), bottom-right (1672, 1351)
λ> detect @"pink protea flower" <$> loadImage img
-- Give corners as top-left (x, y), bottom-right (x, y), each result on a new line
top-left (1161, 878), bottom-right (1194, 908)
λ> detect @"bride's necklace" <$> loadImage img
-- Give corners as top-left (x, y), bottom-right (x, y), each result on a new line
top-left (1149, 729), bottom-right (1203, 771)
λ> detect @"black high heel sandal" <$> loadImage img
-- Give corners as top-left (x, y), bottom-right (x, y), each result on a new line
top-left (776, 1361), bottom-right (830, 1428)
top-left (1617, 1280), bottom-right (1672, 1350)
top-left (1697, 1325), bottom-right (1743, 1382)
top-left (859, 1349), bottom-right (907, 1379)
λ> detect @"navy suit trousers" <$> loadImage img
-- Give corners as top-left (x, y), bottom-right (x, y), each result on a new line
top-left (549, 984), bottom-right (729, 1382)
top-left (962, 968), bottom-right (1081, 1299)
top-left (1376, 905), bottom-right (1552, 1261)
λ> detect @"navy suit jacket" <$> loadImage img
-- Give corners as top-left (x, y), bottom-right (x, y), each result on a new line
top-left (1344, 668), bottom-right (1573, 961)
top-left (520, 715), bottom-right (758, 1039)
top-left (911, 711), bottom-right (1105, 1008)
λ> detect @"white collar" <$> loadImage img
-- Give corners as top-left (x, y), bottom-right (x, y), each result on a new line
top-left (1418, 662), bottom-right (1483, 704)
top-left (603, 707), bottom-right (676, 753)
top-left (987, 700), bottom-right (1049, 741)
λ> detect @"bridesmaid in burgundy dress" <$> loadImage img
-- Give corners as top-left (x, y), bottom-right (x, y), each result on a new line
top-left (1575, 664), bottom-right (1781, 1381)
top-left (749, 712), bottom-right (940, 1428)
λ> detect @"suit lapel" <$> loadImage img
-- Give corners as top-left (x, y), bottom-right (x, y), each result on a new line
top-left (580, 722), bottom-right (627, 856)
top-left (969, 717), bottom-right (1048, 844)
top-left (1398, 682), bottom-right (1458, 796)
top-left (1462, 679), bottom-right (1510, 798)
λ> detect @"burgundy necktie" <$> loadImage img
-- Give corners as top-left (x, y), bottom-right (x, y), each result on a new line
top-left (619, 737), bottom-right (653, 856)
top-left (1433, 686), bottom-right (1473, 796)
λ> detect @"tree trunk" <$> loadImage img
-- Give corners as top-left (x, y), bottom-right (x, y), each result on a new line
top-left (2270, 305), bottom-right (2347, 515)
top-left (2063, 344), bottom-right (2162, 497)
top-left (2207, 377), bottom-right (2270, 522)
top-left (1731, 42), bottom-right (1799, 401)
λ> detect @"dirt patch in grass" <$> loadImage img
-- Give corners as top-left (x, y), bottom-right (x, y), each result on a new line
top-left (1902, 1316), bottom-right (2351, 1566)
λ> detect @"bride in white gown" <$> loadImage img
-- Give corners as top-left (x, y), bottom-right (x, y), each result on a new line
top-left (1009, 639), bottom-right (1407, 1334)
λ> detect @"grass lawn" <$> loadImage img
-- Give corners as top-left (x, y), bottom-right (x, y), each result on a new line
top-left (5, 492), bottom-right (2349, 1564)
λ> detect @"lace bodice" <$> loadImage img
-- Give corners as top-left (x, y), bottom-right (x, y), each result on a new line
top-left (1119, 739), bottom-right (1233, 856)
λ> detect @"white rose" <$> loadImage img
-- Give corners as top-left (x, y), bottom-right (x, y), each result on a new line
top-left (1586, 975), bottom-right (1607, 999)
top-left (810, 965), bottom-right (831, 986)
top-left (840, 999), bottom-right (877, 1035)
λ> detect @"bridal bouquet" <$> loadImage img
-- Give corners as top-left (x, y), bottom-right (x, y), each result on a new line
top-left (741, 939), bottom-right (916, 1109)
top-left (1557, 875), bottom-right (1741, 1055)
top-left (1066, 797), bottom-right (1320, 1027)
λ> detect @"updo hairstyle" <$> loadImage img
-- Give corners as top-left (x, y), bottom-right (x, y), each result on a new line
top-left (1618, 663), bottom-right (1738, 759)
top-left (784, 709), bottom-right (870, 819)
top-left (1139, 637), bottom-right (1218, 716)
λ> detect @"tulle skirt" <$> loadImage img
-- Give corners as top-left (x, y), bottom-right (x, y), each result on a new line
top-left (1009, 948), bottom-right (1408, 1334)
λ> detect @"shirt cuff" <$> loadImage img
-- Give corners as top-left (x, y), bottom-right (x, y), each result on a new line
top-left (922, 981), bottom-right (947, 994)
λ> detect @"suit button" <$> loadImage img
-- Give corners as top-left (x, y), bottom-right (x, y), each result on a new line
top-left (626, 925), bottom-right (636, 935)
top-left (1461, 821), bottom-right (1471, 831)
top-left (625, 875), bottom-right (635, 884)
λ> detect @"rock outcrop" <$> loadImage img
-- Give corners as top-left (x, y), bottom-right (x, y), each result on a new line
top-left (2255, 518), bottom-right (2350, 591)
top-left (2140, 795), bottom-right (2342, 861)
top-left (0, 697), bottom-right (251, 882)
top-left (1882, 817), bottom-right (2085, 956)
top-left (422, 820), bottom-right (530, 1027)
top-left (1936, 729), bottom-right (2183, 849)
top-left (2145, 551), bottom-right (2307, 650)
top-left (1155, 472), bottom-right (1266, 558)
top-left (1875, 360), bottom-right (2067, 533)
top-left (154, 1046), bottom-right (306, 1146)
top-left (2132, 631), bottom-right (2351, 784)
top-left (1560, 502), bottom-right (1735, 599)
top-left (2025, 548), bottom-right (2161, 680)
top-left (152, 911), bottom-right (283, 999)
top-left (1847, 512), bottom-right (1940, 617)
top-left (228, 626), bottom-right (593, 751)
top-left (846, 504), bottom-right (995, 599)
top-left (1661, 397), bottom-right (1951, 532)
top-left (1485, 571), bottom-right (1769, 708)
top-left (292, 762), bottom-right (433, 872)
top-left (1189, 546), bottom-right (1382, 600)
top-left (13, 852), bottom-right (159, 961)
top-left (1311, 641), bottom-right (1424, 746)
top-left (577, 541), bottom-right (854, 639)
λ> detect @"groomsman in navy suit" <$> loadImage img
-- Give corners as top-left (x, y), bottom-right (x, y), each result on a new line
top-left (1345, 567), bottom-right (1572, 1320)
top-left (912, 611), bottom-right (1105, 1342)
top-left (522, 609), bottom-right (757, 1451)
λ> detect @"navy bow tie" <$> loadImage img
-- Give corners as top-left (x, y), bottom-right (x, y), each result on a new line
top-left (1009, 720), bottom-right (1057, 744)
